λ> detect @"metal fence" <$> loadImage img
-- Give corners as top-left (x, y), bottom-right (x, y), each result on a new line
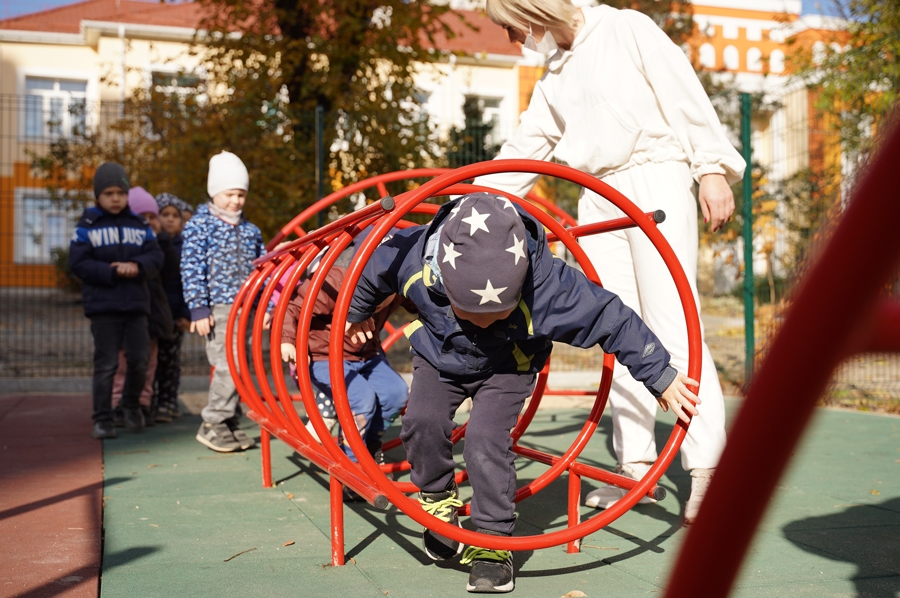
top-left (1, 89), bottom-right (897, 405)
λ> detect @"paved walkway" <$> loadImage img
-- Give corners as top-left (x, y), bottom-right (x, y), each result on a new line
top-left (3, 395), bottom-right (899, 597)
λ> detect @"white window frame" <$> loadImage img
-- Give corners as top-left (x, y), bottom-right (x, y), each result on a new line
top-left (17, 67), bottom-right (98, 140)
top-left (458, 85), bottom-right (515, 146)
top-left (144, 63), bottom-right (207, 103)
top-left (13, 188), bottom-right (81, 264)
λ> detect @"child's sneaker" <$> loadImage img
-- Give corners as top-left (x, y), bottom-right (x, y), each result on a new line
top-left (123, 408), bottom-right (145, 433)
top-left (461, 542), bottom-right (514, 593)
top-left (92, 421), bottom-right (117, 440)
top-left (684, 468), bottom-right (714, 525)
top-left (225, 417), bottom-right (256, 450)
top-left (419, 486), bottom-right (464, 560)
top-left (154, 403), bottom-right (174, 424)
top-left (112, 407), bottom-right (125, 428)
top-left (141, 406), bottom-right (156, 427)
top-left (584, 462), bottom-right (656, 509)
top-left (304, 417), bottom-right (337, 443)
top-left (196, 422), bottom-right (242, 452)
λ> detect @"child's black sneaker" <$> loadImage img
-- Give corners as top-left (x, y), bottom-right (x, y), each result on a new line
top-left (418, 486), bottom-right (464, 560)
top-left (196, 422), bottom-right (242, 452)
top-left (154, 405), bottom-right (174, 424)
top-left (461, 543), bottom-right (514, 593)
top-left (225, 417), bottom-right (256, 450)
top-left (141, 406), bottom-right (156, 427)
top-left (123, 408), bottom-right (145, 433)
top-left (92, 421), bottom-right (117, 440)
top-left (112, 407), bottom-right (125, 428)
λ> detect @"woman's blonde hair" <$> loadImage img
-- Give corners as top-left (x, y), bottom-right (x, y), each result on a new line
top-left (485, 0), bottom-right (578, 31)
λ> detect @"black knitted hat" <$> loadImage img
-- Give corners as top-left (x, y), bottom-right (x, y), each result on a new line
top-left (438, 193), bottom-right (528, 313)
top-left (93, 162), bottom-right (130, 199)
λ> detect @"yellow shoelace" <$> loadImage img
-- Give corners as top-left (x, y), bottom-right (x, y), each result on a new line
top-left (418, 495), bottom-right (463, 522)
top-left (460, 546), bottom-right (511, 565)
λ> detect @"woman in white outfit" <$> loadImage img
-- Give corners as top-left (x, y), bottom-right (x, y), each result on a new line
top-left (473, 0), bottom-right (746, 525)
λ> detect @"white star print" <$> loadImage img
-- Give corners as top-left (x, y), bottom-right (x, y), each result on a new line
top-left (506, 234), bottom-right (526, 265)
top-left (471, 279), bottom-right (507, 305)
top-left (461, 207), bottom-right (490, 236)
top-left (442, 242), bottom-right (462, 270)
top-left (500, 197), bottom-right (516, 211)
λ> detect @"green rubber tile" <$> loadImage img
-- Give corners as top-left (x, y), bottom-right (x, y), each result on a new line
top-left (100, 555), bottom-right (389, 598)
top-left (733, 576), bottom-right (900, 598)
top-left (100, 401), bottom-right (900, 596)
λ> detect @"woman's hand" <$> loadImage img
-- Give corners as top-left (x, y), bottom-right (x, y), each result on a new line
top-left (345, 318), bottom-right (375, 345)
top-left (698, 174), bottom-right (735, 233)
top-left (175, 317), bottom-right (191, 332)
top-left (190, 313), bottom-right (214, 337)
top-left (657, 372), bottom-right (701, 424)
top-left (281, 343), bottom-right (296, 363)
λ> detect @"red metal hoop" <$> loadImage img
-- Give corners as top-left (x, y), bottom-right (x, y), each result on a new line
top-left (327, 159), bottom-right (701, 552)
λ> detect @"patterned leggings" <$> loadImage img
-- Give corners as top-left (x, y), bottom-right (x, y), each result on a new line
top-left (155, 330), bottom-right (184, 407)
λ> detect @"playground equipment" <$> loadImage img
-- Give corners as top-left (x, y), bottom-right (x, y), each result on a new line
top-left (226, 159), bottom-right (702, 565)
top-left (665, 123), bottom-right (900, 596)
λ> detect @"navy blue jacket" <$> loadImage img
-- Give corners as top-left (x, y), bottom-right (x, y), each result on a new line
top-left (69, 206), bottom-right (164, 317)
top-left (348, 199), bottom-right (677, 397)
top-left (161, 233), bottom-right (191, 321)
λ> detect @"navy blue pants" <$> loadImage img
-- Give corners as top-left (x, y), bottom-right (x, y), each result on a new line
top-left (90, 313), bottom-right (149, 423)
top-left (400, 355), bottom-right (535, 535)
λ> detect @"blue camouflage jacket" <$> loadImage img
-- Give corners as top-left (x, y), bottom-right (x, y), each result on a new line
top-left (180, 203), bottom-right (266, 321)
top-left (69, 206), bottom-right (164, 317)
top-left (348, 199), bottom-right (677, 397)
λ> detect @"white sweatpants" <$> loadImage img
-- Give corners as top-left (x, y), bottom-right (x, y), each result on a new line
top-left (577, 161), bottom-right (726, 471)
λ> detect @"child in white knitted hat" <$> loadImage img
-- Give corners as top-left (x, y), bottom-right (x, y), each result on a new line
top-left (181, 151), bottom-right (267, 452)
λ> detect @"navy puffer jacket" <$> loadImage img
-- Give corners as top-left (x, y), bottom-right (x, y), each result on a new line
top-left (348, 198), bottom-right (677, 397)
top-left (69, 206), bottom-right (164, 317)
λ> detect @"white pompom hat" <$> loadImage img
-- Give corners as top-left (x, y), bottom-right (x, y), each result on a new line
top-left (207, 151), bottom-right (249, 199)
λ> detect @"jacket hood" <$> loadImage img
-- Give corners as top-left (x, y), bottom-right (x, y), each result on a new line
top-left (547, 4), bottom-right (612, 73)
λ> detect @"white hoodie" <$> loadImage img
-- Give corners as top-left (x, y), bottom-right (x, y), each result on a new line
top-left (475, 5), bottom-right (746, 196)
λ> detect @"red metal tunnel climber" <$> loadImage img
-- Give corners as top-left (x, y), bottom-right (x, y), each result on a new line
top-left (225, 159), bottom-right (703, 566)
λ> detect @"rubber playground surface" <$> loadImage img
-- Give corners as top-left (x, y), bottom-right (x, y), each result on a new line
top-left (2, 394), bottom-right (899, 598)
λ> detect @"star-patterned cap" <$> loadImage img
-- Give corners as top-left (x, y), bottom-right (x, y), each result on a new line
top-left (438, 192), bottom-right (528, 314)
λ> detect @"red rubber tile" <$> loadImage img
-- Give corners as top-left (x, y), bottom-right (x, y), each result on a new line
top-left (0, 395), bottom-right (101, 598)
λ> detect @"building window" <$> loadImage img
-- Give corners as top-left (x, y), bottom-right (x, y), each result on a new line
top-left (723, 24), bottom-right (739, 40)
top-left (747, 47), bottom-right (763, 72)
top-left (150, 69), bottom-right (202, 96)
top-left (24, 76), bottom-right (87, 138)
top-left (724, 45), bottom-right (740, 71)
top-left (699, 43), bottom-right (716, 68)
top-left (14, 193), bottom-right (79, 264)
top-left (746, 26), bottom-right (762, 42)
top-left (770, 49), bottom-right (785, 74)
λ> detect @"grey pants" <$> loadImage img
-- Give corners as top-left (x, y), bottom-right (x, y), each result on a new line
top-left (200, 304), bottom-right (242, 425)
top-left (400, 355), bottom-right (535, 535)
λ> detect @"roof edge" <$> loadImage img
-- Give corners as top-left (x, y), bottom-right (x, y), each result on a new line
top-left (0, 30), bottom-right (85, 45)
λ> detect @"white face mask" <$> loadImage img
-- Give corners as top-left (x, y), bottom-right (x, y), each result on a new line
top-left (523, 24), bottom-right (558, 55)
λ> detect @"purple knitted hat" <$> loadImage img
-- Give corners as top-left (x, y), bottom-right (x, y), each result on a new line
top-left (128, 186), bottom-right (158, 216)
top-left (438, 193), bottom-right (528, 313)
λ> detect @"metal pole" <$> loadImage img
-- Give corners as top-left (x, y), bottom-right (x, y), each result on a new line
top-left (315, 105), bottom-right (324, 229)
top-left (740, 93), bottom-right (755, 381)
